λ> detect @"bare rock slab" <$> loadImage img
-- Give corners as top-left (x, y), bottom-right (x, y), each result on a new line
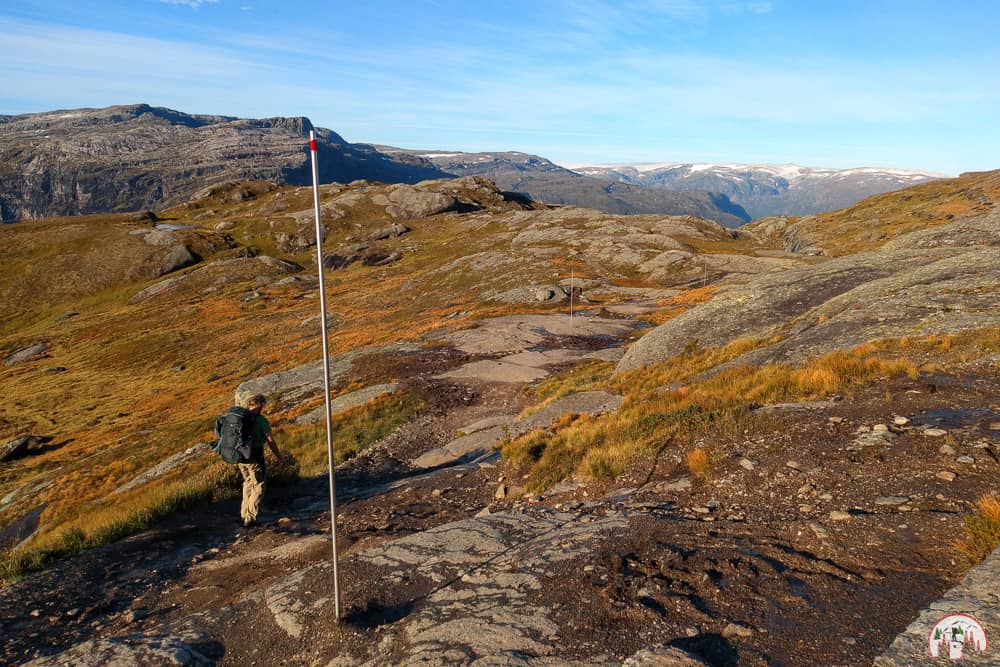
top-left (294, 383), bottom-right (401, 425)
top-left (413, 391), bottom-right (622, 469)
top-left (442, 314), bottom-right (632, 356)
top-left (25, 632), bottom-right (216, 667)
top-left (234, 343), bottom-right (418, 406)
top-left (623, 645), bottom-right (710, 666)
top-left (875, 543), bottom-right (1000, 665)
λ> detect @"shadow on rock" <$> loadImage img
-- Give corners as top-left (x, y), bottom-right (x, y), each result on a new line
top-left (343, 599), bottom-right (415, 629)
top-left (669, 634), bottom-right (740, 667)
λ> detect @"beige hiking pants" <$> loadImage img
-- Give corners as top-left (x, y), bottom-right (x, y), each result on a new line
top-left (238, 461), bottom-right (266, 523)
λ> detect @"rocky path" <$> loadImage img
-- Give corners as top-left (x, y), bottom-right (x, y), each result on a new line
top-left (4, 310), bottom-right (1000, 666)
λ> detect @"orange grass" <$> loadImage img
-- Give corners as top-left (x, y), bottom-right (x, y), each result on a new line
top-left (955, 494), bottom-right (1000, 563)
top-left (686, 448), bottom-right (710, 480)
top-left (504, 338), bottom-right (921, 491)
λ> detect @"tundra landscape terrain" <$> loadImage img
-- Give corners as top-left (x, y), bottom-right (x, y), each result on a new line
top-left (0, 108), bottom-right (999, 666)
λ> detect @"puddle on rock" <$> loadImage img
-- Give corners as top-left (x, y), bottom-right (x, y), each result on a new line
top-left (911, 408), bottom-right (1000, 440)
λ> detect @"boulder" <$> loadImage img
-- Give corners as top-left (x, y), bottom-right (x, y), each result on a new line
top-left (4, 343), bottom-right (48, 367)
top-left (129, 276), bottom-right (185, 305)
top-left (1, 435), bottom-right (51, 462)
top-left (362, 251), bottom-right (403, 267)
top-left (153, 244), bottom-right (198, 277)
top-left (383, 185), bottom-right (457, 219)
top-left (623, 646), bottom-right (710, 666)
top-left (367, 222), bottom-right (410, 241)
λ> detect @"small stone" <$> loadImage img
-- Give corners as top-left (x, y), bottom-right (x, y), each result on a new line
top-left (893, 416), bottom-right (910, 426)
top-left (583, 565), bottom-right (595, 573)
top-left (432, 488), bottom-right (443, 497)
top-left (843, 637), bottom-right (857, 645)
top-left (819, 493), bottom-right (833, 502)
top-left (738, 458), bottom-right (756, 471)
top-left (475, 508), bottom-right (491, 518)
top-left (30, 610), bottom-right (41, 617)
top-left (692, 506), bottom-right (711, 514)
top-left (798, 504), bottom-right (815, 513)
top-left (785, 460), bottom-right (802, 471)
top-left (809, 522), bottom-right (829, 539)
top-left (956, 455), bottom-right (975, 464)
top-left (278, 517), bottom-right (292, 525)
top-left (65, 608), bottom-right (79, 617)
top-left (873, 424), bottom-right (889, 433)
top-left (535, 288), bottom-right (557, 302)
top-left (924, 428), bottom-right (948, 437)
top-left (455, 473), bottom-right (465, 479)
top-left (123, 609), bottom-right (148, 624)
top-left (722, 622), bottom-right (754, 639)
top-left (939, 444), bottom-right (957, 455)
top-left (828, 416), bottom-right (844, 424)
top-left (494, 484), bottom-right (507, 500)
top-left (685, 627), bottom-right (699, 637)
top-left (829, 510), bottom-right (852, 521)
top-left (989, 422), bottom-right (1000, 431)
top-left (875, 496), bottom-right (909, 506)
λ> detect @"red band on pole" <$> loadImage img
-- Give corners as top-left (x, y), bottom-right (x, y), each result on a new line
top-left (309, 139), bottom-right (318, 152)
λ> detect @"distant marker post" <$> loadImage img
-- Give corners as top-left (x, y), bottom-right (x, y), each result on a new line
top-left (569, 266), bottom-right (574, 326)
top-left (309, 130), bottom-right (342, 620)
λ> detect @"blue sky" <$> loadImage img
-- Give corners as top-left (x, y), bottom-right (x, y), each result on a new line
top-left (1, 1), bottom-right (998, 174)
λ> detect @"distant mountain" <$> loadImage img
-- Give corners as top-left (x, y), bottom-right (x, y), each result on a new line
top-left (0, 104), bottom-right (449, 222)
top-left (567, 163), bottom-right (942, 219)
top-left (380, 149), bottom-right (751, 228)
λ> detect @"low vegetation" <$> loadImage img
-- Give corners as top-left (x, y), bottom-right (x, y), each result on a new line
top-left (504, 336), bottom-right (939, 492)
top-left (956, 493), bottom-right (1000, 563)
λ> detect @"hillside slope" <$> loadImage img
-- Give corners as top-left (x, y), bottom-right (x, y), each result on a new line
top-left (742, 168), bottom-right (1000, 256)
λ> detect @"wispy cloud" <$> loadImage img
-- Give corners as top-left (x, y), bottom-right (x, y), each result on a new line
top-left (159, 0), bottom-right (219, 8)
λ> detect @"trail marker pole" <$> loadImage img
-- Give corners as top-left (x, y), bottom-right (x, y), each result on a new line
top-left (569, 266), bottom-right (574, 327)
top-left (309, 130), bottom-right (342, 620)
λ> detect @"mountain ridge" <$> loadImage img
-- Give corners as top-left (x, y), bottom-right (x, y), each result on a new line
top-left (0, 104), bottom-right (450, 222)
top-left (566, 162), bottom-right (942, 218)
top-left (378, 147), bottom-right (752, 227)
top-left (0, 105), bottom-right (749, 228)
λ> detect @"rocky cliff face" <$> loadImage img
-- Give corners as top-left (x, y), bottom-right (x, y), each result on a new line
top-left (0, 104), bottom-right (449, 222)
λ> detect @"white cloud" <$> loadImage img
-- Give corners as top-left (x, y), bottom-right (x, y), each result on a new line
top-left (159, 0), bottom-right (220, 8)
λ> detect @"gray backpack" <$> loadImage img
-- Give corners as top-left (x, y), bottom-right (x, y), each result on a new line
top-left (212, 407), bottom-right (254, 464)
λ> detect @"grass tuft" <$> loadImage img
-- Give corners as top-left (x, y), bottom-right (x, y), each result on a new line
top-left (686, 448), bottom-right (710, 480)
top-left (955, 493), bottom-right (1000, 563)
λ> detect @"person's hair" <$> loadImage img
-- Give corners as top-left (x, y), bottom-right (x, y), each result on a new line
top-left (247, 394), bottom-right (267, 409)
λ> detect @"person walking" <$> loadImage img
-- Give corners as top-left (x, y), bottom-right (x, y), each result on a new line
top-left (239, 393), bottom-right (286, 528)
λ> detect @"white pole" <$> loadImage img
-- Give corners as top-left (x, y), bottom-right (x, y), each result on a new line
top-left (569, 266), bottom-right (574, 327)
top-left (309, 130), bottom-right (342, 620)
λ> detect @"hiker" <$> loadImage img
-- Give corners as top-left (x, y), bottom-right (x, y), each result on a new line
top-left (238, 393), bottom-right (286, 528)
